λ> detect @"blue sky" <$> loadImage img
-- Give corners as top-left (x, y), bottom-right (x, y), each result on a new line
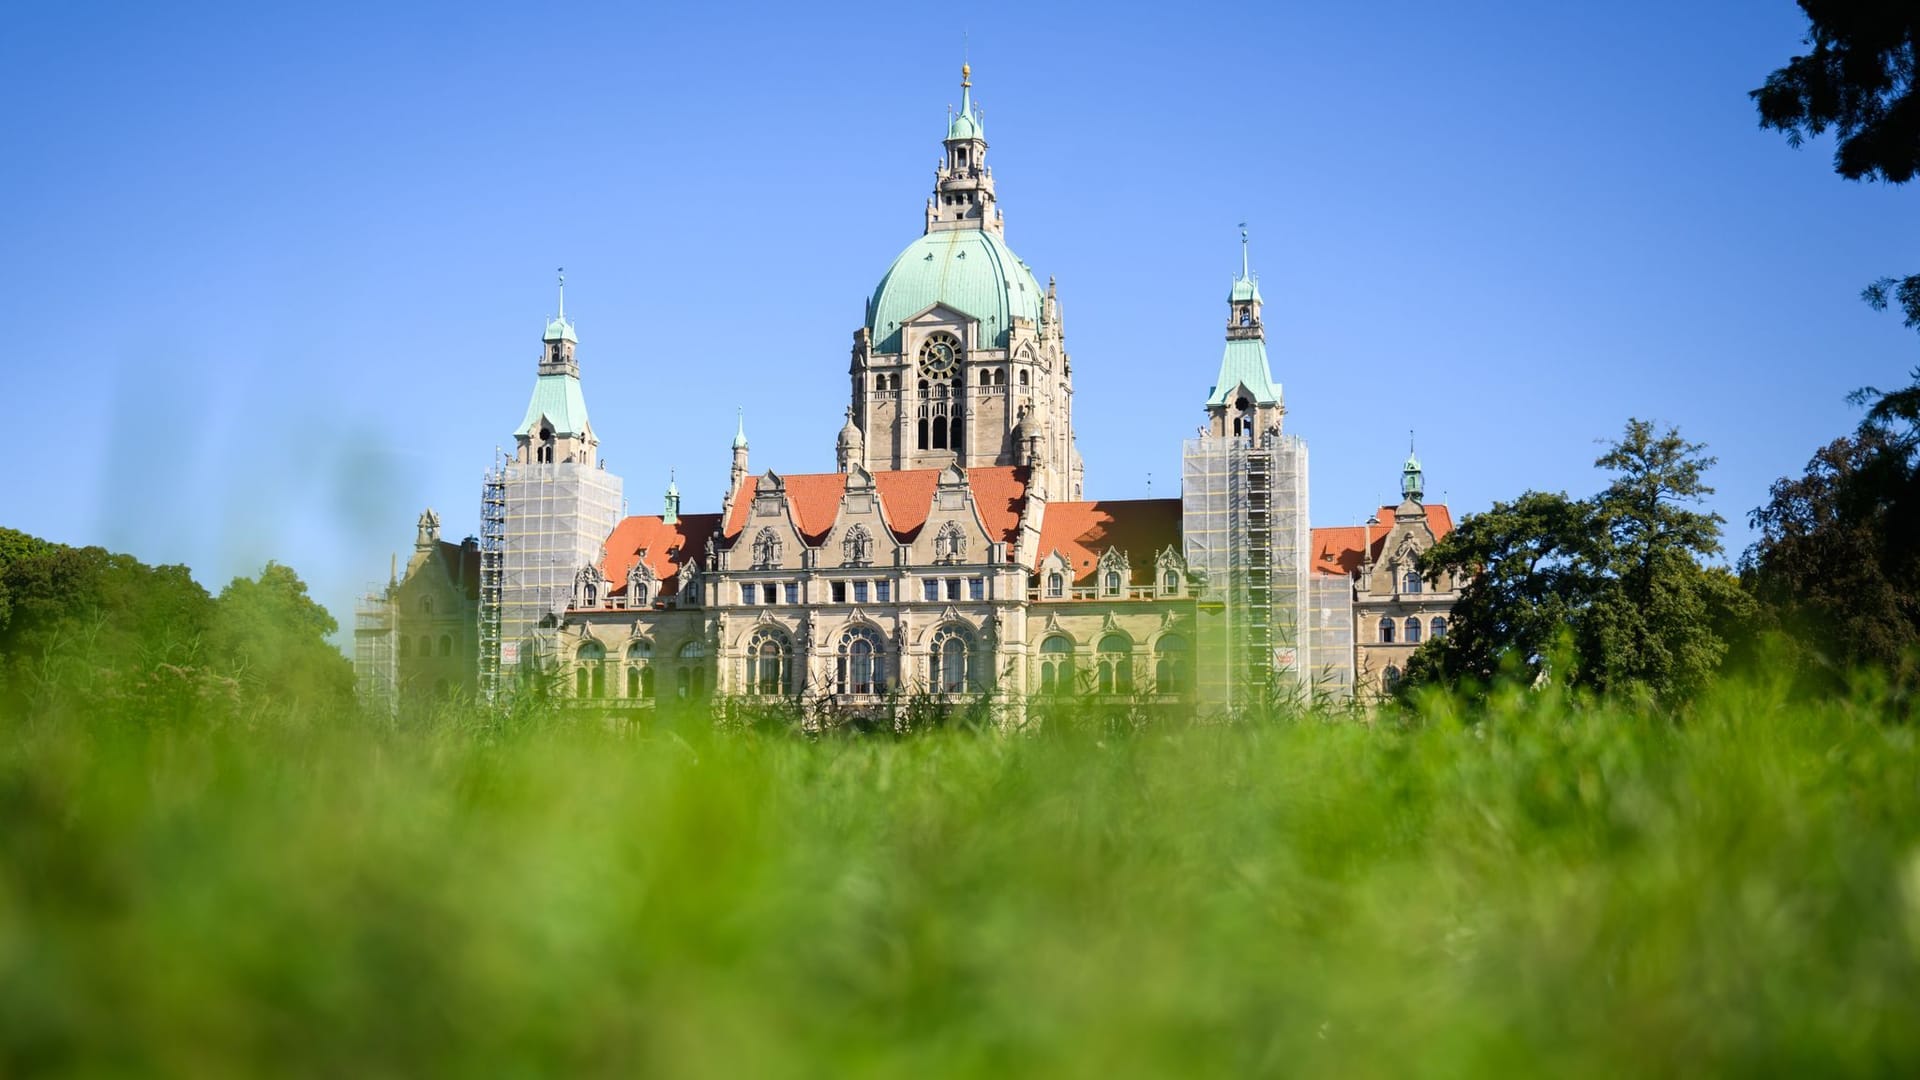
top-left (1, 1), bottom-right (1913, 635)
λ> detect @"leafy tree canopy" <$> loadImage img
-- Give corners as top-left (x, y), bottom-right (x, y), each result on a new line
top-left (1743, 369), bottom-right (1920, 678)
top-left (1407, 420), bottom-right (1750, 703)
top-left (1754, 3), bottom-right (1920, 329)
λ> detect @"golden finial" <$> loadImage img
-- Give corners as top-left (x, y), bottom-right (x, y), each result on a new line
top-left (961, 62), bottom-right (971, 88)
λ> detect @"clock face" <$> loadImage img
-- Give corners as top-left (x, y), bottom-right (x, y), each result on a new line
top-left (918, 333), bottom-right (960, 379)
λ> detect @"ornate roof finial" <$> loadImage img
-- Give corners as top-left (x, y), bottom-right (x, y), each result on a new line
top-left (733, 407), bottom-right (748, 450)
top-left (1239, 223), bottom-right (1250, 280)
top-left (556, 266), bottom-right (566, 319)
top-left (962, 61), bottom-right (971, 89)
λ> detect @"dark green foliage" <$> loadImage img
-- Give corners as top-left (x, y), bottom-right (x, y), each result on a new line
top-left (1744, 371), bottom-right (1920, 684)
top-left (0, 528), bottom-right (352, 723)
top-left (1409, 420), bottom-right (1748, 702)
top-left (1755, 3), bottom-right (1920, 329)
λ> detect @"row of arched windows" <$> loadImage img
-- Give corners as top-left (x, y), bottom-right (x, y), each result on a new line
top-left (571, 639), bottom-right (705, 700)
top-left (917, 405), bottom-right (963, 451)
top-left (1377, 616), bottom-right (1447, 645)
top-left (398, 634), bottom-right (455, 659)
top-left (1037, 634), bottom-right (1189, 696)
top-left (870, 370), bottom-right (1030, 392)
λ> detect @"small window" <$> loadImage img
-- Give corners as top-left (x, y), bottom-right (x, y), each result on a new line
top-left (1104, 571), bottom-right (1121, 595)
top-left (1384, 665), bottom-right (1403, 691)
top-left (1046, 573), bottom-right (1064, 598)
top-left (876, 580), bottom-right (892, 603)
top-left (1163, 570), bottom-right (1178, 592)
top-left (1405, 617), bottom-right (1423, 645)
top-left (784, 583), bottom-right (800, 605)
top-left (420, 596), bottom-right (434, 615)
top-left (923, 579), bottom-right (940, 602)
top-left (1431, 616), bottom-right (1447, 639)
top-left (763, 583), bottom-right (779, 605)
top-left (968, 578), bottom-right (984, 601)
top-left (1403, 571), bottom-right (1422, 594)
top-left (740, 584), bottom-right (754, 605)
top-left (946, 578), bottom-right (961, 601)
top-left (1379, 617), bottom-right (1395, 644)
top-left (439, 634), bottom-right (452, 657)
top-left (831, 581), bottom-right (847, 603)
top-left (853, 581), bottom-right (869, 604)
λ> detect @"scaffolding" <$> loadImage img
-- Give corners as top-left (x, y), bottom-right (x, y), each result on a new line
top-left (1308, 572), bottom-right (1355, 700)
top-left (1182, 431), bottom-right (1312, 710)
top-left (482, 455), bottom-right (623, 692)
top-left (478, 450), bottom-right (508, 704)
top-left (352, 584), bottom-right (398, 717)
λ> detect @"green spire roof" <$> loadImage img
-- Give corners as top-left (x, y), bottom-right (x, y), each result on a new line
top-left (544, 268), bottom-right (576, 342)
top-left (1402, 444), bottom-right (1424, 499)
top-left (1205, 339), bottom-right (1282, 407)
top-left (514, 373), bottom-right (592, 437)
top-left (732, 409), bottom-right (748, 450)
top-left (948, 63), bottom-right (982, 140)
top-left (1229, 227), bottom-right (1263, 303)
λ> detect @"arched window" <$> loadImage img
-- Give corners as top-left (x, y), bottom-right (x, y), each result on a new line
top-left (1046, 573), bottom-right (1064, 598)
top-left (1405, 617), bottom-right (1422, 645)
top-left (537, 426), bottom-right (556, 464)
top-left (949, 411), bottom-right (963, 452)
top-left (1379, 617), bottom-right (1396, 644)
top-left (918, 413), bottom-right (930, 450)
top-left (398, 636), bottom-right (411, 658)
top-left (1403, 571), bottom-right (1422, 594)
top-left (1383, 665), bottom-right (1403, 691)
top-left (420, 596), bottom-right (433, 615)
top-left (626, 640), bottom-right (652, 699)
top-left (930, 625), bottom-right (974, 694)
top-left (1097, 633), bottom-right (1133, 694)
top-left (1018, 369), bottom-right (1029, 386)
top-left (1431, 616), bottom-right (1447, 639)
top-left (678, 641), bottom-right (706, 699)
top-left (439, 634), bottom-right (452, 657)
top-left (1163, 569), bottom-right (1178, 592)
top-left (1154, 634), bottom-right (1189, 694)
top-left (1104, 570), bottom-right (1122, 596)
top-left (576, 640), bottom-right (606, 698)
top-left (746, 628), bottom-right (791, 696)
top-left (1039, 635), bottom-right (1073, 694)
top-left (837, 626), bottom-right (885, 695)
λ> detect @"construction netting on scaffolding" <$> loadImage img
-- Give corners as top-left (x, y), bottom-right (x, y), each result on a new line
top-left (352, 586), bottom-right (397, 717)
top-left (1308, 572), bottom-right (1355, 701)
top-left (1182, 433), bottom-right (1315, 712)
top-left (493, 461), bottom-right (624, 687)
top-left (1268, 434), bottom-right (1312, 699)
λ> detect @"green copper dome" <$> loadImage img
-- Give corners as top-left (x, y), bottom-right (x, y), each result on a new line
top-left (866, 228), bottom-right (1043, 353)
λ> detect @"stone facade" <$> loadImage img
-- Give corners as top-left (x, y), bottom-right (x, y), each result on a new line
top-left (354, 64), bottom-right (1459, 716)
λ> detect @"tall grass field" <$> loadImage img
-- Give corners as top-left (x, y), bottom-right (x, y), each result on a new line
top-left (4, 681), bottom-right (1919, 1075)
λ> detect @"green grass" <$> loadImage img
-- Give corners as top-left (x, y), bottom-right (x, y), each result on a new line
top-left (4, 681), bottom-right (1920, 1076)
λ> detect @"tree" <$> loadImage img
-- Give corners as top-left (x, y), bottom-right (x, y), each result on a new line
top-left (1407, 420), bottom-right (1749, 703)
top-left (1754, 4), bottom-right (1920, 329)
top-left (208, 562), bottom-right (355, 712)
top-left (1743, 369), bottom-right (1920, 677)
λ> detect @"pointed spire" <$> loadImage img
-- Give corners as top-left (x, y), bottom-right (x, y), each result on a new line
top-left (556, 266), bottom-right (566, 320)
top-left (732, 408), bottom-right (749, 450)
top-left (1402, 435), bottom-right (1425, 502)
top-left (543, 267), bottom-right (577, 344)
top-left (663, 468), bottom-right (681, 524)
top-left (1240, 224), bottom-right (1250, 280)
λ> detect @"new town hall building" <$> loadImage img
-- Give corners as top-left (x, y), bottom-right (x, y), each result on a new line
top-left (354, 67), bottom-right (1458, 715)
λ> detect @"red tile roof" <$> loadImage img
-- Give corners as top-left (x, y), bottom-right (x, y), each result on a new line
top-left (720, 466), bottom-right (1029, 548)
top-left (599, 513), bottom-right (721, 598)
top-left (1035, 499), bottom-right (1183, 583)
top-left (1311, 504), bottom-right (1454, 578)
